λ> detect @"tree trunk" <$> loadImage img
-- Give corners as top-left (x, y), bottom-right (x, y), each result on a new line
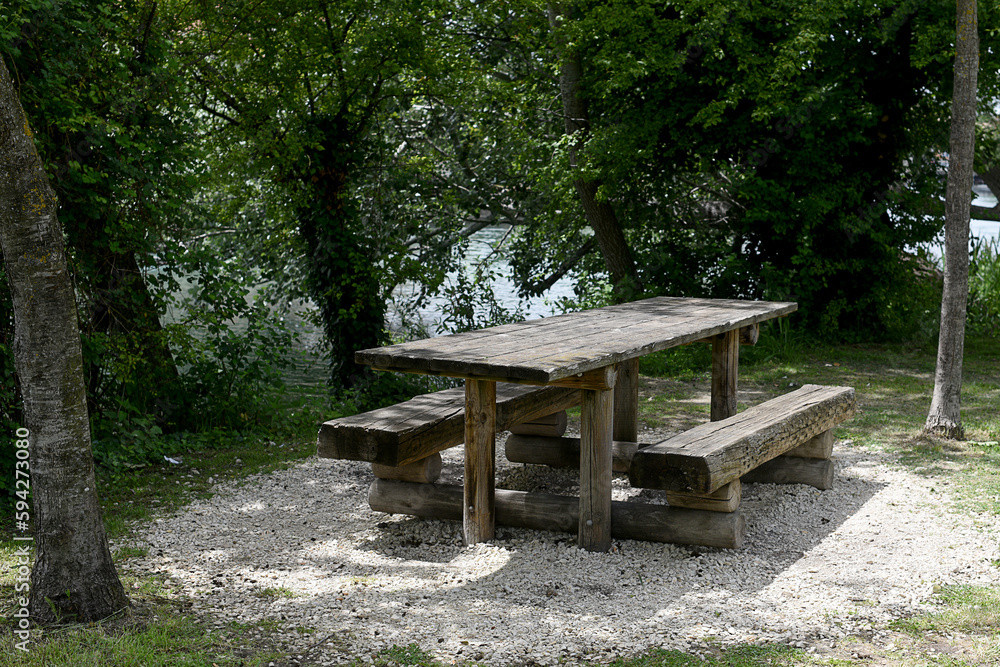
top-left (0, 60), bottom-right (129, 623)
top-left (926, 0), bottom-right (979, 439)
top-left (297, 114), bottom-right (386, 390)
top-left (85, 248), bottom-right (184, 423)
top-left (548, 4), bottom-right (642, 301)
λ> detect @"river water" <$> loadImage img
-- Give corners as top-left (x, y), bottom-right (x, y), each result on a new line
top-left (277, 224), bottom-right (576, 386)
top-left (171, 188), bottom-right (1000, 387)
top-left (387, 225), bottom-right (575, 333)
top-left (970, 184), bottom-right (999, 244)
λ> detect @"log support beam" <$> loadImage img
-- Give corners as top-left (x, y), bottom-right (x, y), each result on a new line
top-left (742, 457), bottom-right (835, 490)
top-left (372, 453), bottom-right (442, 484)
top-left (613, 358), bottom-right (639, 443)
top-left (464, 379), bottom-right (496, 545)
top-left (579, 387), bottom-right (613, 551)
top-left (508, 411), bottom-right (568, 437)
top-left (369, 480), bottom-right (746, 549)
top-left (666, 480), bottom-right (741, 513)
top-left (711, 329), bottom-right (740, 421)
top-left (505, 434), bottom-right (638, 473)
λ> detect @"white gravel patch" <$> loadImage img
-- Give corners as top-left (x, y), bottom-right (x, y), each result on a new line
top-left (123, 435), bottom-right (1000, 666)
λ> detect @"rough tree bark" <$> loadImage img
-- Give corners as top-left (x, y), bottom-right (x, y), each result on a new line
top-left (548, 4), bottom-right (642, 301)
top-left (925, 0), bottom-right (979, 439)
top-left (0, 59), bottom-right (129, 622)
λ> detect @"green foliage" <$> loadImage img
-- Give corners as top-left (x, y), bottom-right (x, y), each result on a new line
top-left (638, 345), bottom-right (713, 379)
top-left (439, 257), bottom-right (527, 334)
top-left (968, 236), bottom-right (1000, 335)
top-left (175, 0), bottom-right (470, 390)
top-left (166, 271), bottom-right (298, 430)
top-left (510, 0), bottom-right (989, 340)
top-left (336, 371), bottom-right (455, 415)
top-left (740, 318), bottom-right (810, 366)
top-left (3, 0), bottom-right (205, 446)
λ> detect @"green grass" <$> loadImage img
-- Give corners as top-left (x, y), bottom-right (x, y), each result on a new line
top-left (0, 608), bottom-right (285, 666)
top-left (889, 585), bottom-right (1000, 666)
top-left (611, 644), bottom-right (805, 666)
top-left (96, 427), bottom-right (319, 541)
top-left (895, 586), bottom-right (1000, 637)
top-left (344, 643), bottom-right (809, 666)
top-left (3, 333), bottom-right (1000, 665)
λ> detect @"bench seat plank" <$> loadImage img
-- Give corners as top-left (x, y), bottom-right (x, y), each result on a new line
top-left (628, 384), bottom-right (855, 494)
top-left (318, 383), bottom-right (580, 467)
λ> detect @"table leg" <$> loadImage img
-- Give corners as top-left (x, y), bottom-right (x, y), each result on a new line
top-left (579, 387), bottom-right (613, 552)
top-left (711, 329), bottom-right (739, 421)
top-left (464, 379), bottom-right (496, 545)
top-left (613, 358), bottom-right (639, 442)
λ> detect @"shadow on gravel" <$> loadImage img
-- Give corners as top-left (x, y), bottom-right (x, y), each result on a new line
top-left (352, 439), bottom-right (888, 599)
top-left (135, 440), bottom-right (963, 666)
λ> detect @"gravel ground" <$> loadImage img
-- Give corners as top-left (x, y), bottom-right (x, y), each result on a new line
top-left (124, 431), bottom-right (1000, 666)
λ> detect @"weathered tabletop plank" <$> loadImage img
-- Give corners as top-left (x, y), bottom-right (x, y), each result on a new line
top-left (356, 297), bottom-right (797, 384)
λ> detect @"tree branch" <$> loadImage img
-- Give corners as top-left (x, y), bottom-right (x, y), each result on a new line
top-left (971, 204), bottom-right (1000, 222)
top-left (521, 237), bottom-right (595, 296)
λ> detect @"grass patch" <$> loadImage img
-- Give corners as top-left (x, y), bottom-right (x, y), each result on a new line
top-left (96, 431), bottom-right (318, 541)
top-left (0, 604), bottom-right (284, 666)
top-left (112, 545), bottom-right (148, 560)
top-left (889, 585), bottom-right (1000, 666)
top-left (366, 643), bottom-right (440, 666)
top-left (611, 644), bottom-right (805, 666)
top-left (895, 586), bottom-right (1000, 637)
top-left (351, 643), bottom-right (810, 666)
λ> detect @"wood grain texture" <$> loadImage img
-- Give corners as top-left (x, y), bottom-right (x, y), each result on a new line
top-left (372, 454), bottom-right (442, 483)
top-left (711, 329), bottom-right (739, 421)
top-left (782, 429), bottom-right (835, 459)
top-left (742, 457), bottom-right (835, 490)
top-left (628, 384), bottom-right (855, 494)
top-left (317, 383), bottom-right (580, 466)
top-left (368, 480), bottom-right (746, 549)
top-left (504, 434), bottom-right (638, 473)
top-left (666, 480), bottom-right (741, 513)
top-left (507, 411), bottom-right (568, 437)
top-left (579, 388), bottom-right (613, 551)
top-left (613, 358), bottom-right (639, 442)
top-left (739, 323), bottom-right (760, 346)
top-left (356, 297), bottom-right (796, 385)
top-left (464, 379), bottom-right (496, 544)
top-left (548, 365), bottom-right (616, 391)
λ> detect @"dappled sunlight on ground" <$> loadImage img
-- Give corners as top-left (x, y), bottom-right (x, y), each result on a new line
top-left (119, 438), bottom-right (1000, 666)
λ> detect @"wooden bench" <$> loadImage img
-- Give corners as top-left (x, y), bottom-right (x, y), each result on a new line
top-left (503, 384), bottom-right (855, 547)
top-left (317, 382), bottom-right (581, 482)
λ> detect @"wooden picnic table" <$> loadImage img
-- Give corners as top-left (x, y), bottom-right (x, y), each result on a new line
top-left (355, 296), bottom-right (797, 552)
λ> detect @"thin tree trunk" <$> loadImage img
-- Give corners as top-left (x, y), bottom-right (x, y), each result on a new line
top-left (0, 59), bottom-right (129, 623)
top-left (926, 0), bottom-right (979, 439)
top-left (548, 4), bottom-right (641, 301)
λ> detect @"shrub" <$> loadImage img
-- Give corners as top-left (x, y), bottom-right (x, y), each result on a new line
top-left (968, 235), bottom-right (1000, 335)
